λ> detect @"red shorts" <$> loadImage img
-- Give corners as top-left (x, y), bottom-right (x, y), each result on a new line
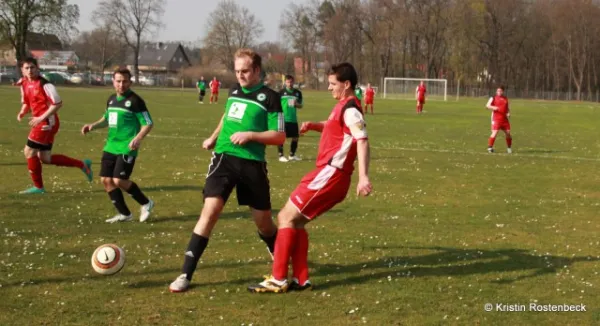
top-left (365, 97), bottom-right (374, 104)
top-left (28, 116), bottom-right (60, 146)
top-left (211, 90), bottom-right (219, 95)
top-left (290, 165), bottom-right (351, 219)
top-left (491, 120), bottom-right (510, 131)
top-left (417, 97), bottom-right (425, 104)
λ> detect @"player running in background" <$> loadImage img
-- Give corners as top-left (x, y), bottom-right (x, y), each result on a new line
top-left (416, 80), bottom-right (426, 114)
top-left (278, 74), bottom-right (303, 162)
top-left (169, 48), bottom-right (286, 293)
top-left (197, 76), bottom-right (207, 104)
top-left (486, 86), bottom-right (512, 154)
top-left (354, 83), bottom-right (363, 107)
top-left (16, 57), bottom-right (92, 194)
top-left (209, 76), bottom-right (221, 104)
top-left (248, 62), bottom-right (372, 293)
top-left (364, 83), bottom-right (375, 114)
top-left (81, 68), bottom-right (155, 223)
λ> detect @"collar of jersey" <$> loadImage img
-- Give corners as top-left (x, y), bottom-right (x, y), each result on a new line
top-left (285, 87), bottom-right (295, 93)
top-left (241, 82), bottom-right (263, 94)
top-left (116, 89), bottom-right (132, 102)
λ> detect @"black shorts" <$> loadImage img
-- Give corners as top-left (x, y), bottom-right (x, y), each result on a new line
top-left (26, 139), bottom-right (52, 151)
top-left (284, 122), bottom-right (299, 138)
top-left (99, 152), bottom-right (136, 180)
top-left (199, 90), bottom-right (206, 96)
top-left (203, 153), bottom-right (271, 210)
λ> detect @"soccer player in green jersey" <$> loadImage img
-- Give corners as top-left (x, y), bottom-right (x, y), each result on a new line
top-left (278, 74), bottom-right (303, 162)
top-left (355, 84), bottom-right (363, 106)
top-left (197, 76), bottom-right (207, 104)
top-left (81, 68), bottom-right (155, 223)
top-left (169, 48), bottom-right (286, 293)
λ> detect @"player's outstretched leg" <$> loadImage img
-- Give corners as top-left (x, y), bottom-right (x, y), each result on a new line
top-left (290, 227), bottom-right (312, 291)
top-left (21, 146), bottom-right (45, 194)
top-left (170, 197), bottom-right (224, 293)
top-left (43, 152), bottom-right (93, 182)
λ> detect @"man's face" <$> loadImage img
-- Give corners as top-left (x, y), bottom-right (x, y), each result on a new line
top-left (113, 73), bottom-right (131, 94)
top-left (21, 63), bottom-right (38, 79)
top-left (200, 76), bottom-right (204, 81)
top-left (496, 88), bottom-right (504, 97)
top-left (234, 56), bottom-right (259, 88)
top-left (327, 74), bottom-right (350, 100)
top-left (285, 78), bottom-right (294, 89)
top-left (367, 83), bottom-right (371, 88)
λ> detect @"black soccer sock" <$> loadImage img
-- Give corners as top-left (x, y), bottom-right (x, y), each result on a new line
top-left (290, 140), bottom-right (298, 156)
top-left (108, 188), bottom-right (131, 216)
top-left (258, 229), bottom-right (278, 255)
top-left (277, 145), bottom-right (284, 156)
top-left (125, 182), bottom-right (150, 205)
top-left (182, 233), bottom-right (209, 281)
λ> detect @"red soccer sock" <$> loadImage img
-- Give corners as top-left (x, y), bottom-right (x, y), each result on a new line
top-left (50, 155), bottom-right (84, 168)
top-left (27, 157), bottom-right (44, 189)
top-left (292, 228), bottom-right (310, 285)
top-left (272, 228), bottom-right (297, 281)
top-left (506, 137), bottom-right (512, 148)
top-left (488, 137), bottom-right (496, 147)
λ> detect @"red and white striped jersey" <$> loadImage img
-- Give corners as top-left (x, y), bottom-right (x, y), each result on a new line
top-left (21, 77), bottom-right (62, 118)
top-left (316, 96), bottom-right (368, 174)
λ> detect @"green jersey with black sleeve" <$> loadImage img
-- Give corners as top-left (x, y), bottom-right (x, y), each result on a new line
top-left (355, 86), bottom-right (363, 100)
top-left (103, 90), bottom-right (153, 156)
top-left (197, 80), bottom-right (206, 90)
top-left (279, 87), bottom-right (303, 123)
top-left (214, 83), bottom-right (284, 162)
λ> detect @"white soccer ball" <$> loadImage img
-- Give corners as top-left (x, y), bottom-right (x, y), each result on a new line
top-left (91, 244), bottom-right (125, 275)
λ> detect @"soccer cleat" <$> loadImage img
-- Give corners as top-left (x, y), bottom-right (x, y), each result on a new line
top-left (487, 147), bottom-right (494, 153)
top-left (288, 155), bottom-right (301, 161)
top-left (81, 159), bottom-right (93, 182)
top-left (139, 199), bottom-right (154, 222)
top-left (19, 186), bottom-right (45, 194)
top-left (279, 156), bottom-right (289, 162)
top-left (289, 278), bottom-right (313, 291)
top-left (169, 274), bottom-right (190, 293)
top-left (507, 148), bottom-right (512, 154)
top-left (105, 214), bottom-right (132, 223)
top-left (247, 275), bottom-right (288, 293)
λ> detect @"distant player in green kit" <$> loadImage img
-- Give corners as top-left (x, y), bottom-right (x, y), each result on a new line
top-left (81, 68), bottom-right (155, 223)
top-left (169, 48), bottom-right (286, 293)
top-left (278, 74), bottom-right (303, 162)
top-left (355, 84), bottom-right (363, 106)
top-left (196, 76), bottom-right (207, 104)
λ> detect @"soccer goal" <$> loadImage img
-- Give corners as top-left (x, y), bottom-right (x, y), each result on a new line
top-left (383, 77), bottom-right (448, 101)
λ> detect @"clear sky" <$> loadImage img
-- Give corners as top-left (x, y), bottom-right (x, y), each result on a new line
top-left (69, 0), bottom-right (304, 44)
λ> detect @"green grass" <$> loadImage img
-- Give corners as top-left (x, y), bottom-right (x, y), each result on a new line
top-left (1, 86), bottom-right (600, 325)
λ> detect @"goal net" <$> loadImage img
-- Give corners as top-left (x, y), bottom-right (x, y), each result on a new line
top-left (383, 78), bottom-right (447, 101)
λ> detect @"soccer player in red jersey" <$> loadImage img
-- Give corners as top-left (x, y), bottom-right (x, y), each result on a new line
top-left (416, 80), bottom-right (426, 114)
top-left (209, 76), bottom-right (221, 104)
top-left (16, 57), bottom-right (92, 194)
top-left (364, 82), bottom-right (375, 114)
top-left (248, 62), bottom-right (372, 293)
top-left (486, 85), bottom-right (512, 153)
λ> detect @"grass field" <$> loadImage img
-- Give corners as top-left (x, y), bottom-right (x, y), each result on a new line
top-left (1, 85), bottom-right (600, 325)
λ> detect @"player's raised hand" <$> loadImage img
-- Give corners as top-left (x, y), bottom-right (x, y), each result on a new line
top-left (81, 124), bottom-right (93, 135)
top-left (129, 137), bottom-right (142, 150)
top-left (17, 111), bottom-right (26, 122)
top-left (356, 176), bottom-right (372, 197)
top-left (230, 132), bottom-right (253, 145)
top-left (202, 137), bottom-right (216, 150)
top-left (29, 116), bottom-right (44, 127)
top-left (300, 122), bottom-right (312, 134)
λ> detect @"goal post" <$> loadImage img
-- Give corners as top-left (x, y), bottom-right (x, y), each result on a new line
top-left (383, 77), bottom-right (448, 101)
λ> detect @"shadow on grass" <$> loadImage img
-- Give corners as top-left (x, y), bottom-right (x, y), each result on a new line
top-left (310, 246), bottom-right (599, 290)
top-left (515, 148), bottom-right (567, 154)
top-left (153, 209), bottom-right (283, 223)
top-left (0, 162), bottom-right (25, 166)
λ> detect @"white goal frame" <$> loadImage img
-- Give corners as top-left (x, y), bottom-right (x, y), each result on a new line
top-left (383, 77), bottom-right (448, 101)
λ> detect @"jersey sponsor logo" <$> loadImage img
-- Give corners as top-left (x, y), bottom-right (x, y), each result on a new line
top-left (125, 100), bottom-right (131, 107)
top-left (257, 93), bottom-right (266, 101)
top-left (227, 102), bottom-right (247, 120)
top-left (108, 112), bottom-right (118, 127)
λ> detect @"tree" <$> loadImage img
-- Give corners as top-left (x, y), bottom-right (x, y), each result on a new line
top-left (71, 24), bottom-right (127, 71)
top-left (280, 3), bottom-right (319, 86)
top-left (92, 0), bottom-right (165, 82)
top-left (0, 0), bottom-right (79, 65)
top-left (204, 0), bottom-right (263, 71)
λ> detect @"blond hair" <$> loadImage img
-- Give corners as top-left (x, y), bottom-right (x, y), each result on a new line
top-left (234, 48), bottom-right (262, 70)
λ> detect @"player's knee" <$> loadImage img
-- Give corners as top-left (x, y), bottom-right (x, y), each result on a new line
top-left (23, 146), bottom-right (35, 158)
top-left (113, 178), bottom-right (130, 189)
top-left (39, 155), bottom-right (52, 164)
top-left (101, 177), bottom-right (114, 187)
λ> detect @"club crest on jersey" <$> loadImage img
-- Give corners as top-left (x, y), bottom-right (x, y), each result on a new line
top-left (125, 100), bottom-right (131, 107)
top-left (228, 102), bottom-right (247, 121)
top-left (257, 93), bottom-right (266, 101)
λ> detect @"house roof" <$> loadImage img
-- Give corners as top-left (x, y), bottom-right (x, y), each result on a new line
top-left (131, 42), bottom-right (191, 67)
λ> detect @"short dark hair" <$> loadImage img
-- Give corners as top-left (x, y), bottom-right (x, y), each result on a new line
top-left (328, 62), bottom-right (358, 89)
top-left (234, 48), bottom-right (262, 70)
top-left (113, 68), bottom-right (132, 79)
top-left (498, 85), bottom-right (505, 91)
top-left (20, 57), bottom-right (38, 67)
top-left (285, 74), bottom-right (294, 81)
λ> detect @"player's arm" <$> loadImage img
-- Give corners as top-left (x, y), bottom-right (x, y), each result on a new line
top-left (344, 108), bottom-right (372, 196)
top-left (296, 91), bottom-right (303, 109)
top-left (17, 85), bottom-right (30, 121)
top-left (81, 116), bottom-right (108, 135)
top-left (230, 95), bottom-right (286, 146)
top-left (129, 101), bottom-right (154, 150)
top-left (300, 121), bottom-right (326, 134)
top-left (486, 97), bottom-right (498, 111)
top-left (201, 114), bottom-right (225, 150)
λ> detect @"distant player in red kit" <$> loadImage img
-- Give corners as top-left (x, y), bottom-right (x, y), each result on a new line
top-left (16, 57), bottom-right (92, 194)
top-left (486, 86), bottom-right (512, 153)
top-left (209, 76), bottom-right (221, 104)
top-left (364, 83), bottom-right (375, 114)
top-left (416, 81), bottom-right (426, 114)
top-left (247, 62), bottom-right (372, 293)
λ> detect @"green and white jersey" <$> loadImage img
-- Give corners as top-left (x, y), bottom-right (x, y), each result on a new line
top-left (215, 83), bottom-right (284, 162)
top-left (197, 80), bottom-right (206, 90)
top-left (103, 90), bottom-right (153, 156)
top-left (279, 87), bottom-right (303, 123)
top-left (355, 86), bottom-right (363, 100)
